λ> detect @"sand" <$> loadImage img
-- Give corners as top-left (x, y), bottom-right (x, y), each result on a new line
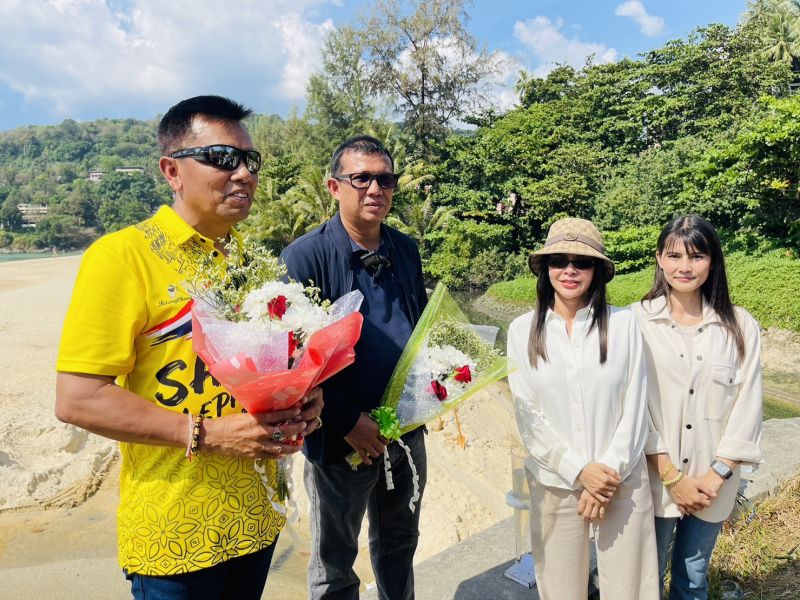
top-left (0, 255), bottom-right (520, 598)
top-left (3, 255), bottom-right (797, 599)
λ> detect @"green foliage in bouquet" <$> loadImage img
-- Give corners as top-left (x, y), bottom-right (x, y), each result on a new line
top-left (428, 318), bottom-right (500, 372)
top-left (189, 236), bottom-right (327, 322)
top-left (381, 283), bottom-right (509, 428)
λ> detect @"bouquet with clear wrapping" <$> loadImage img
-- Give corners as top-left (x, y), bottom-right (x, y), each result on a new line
top-left (347, 283), bottom-right (510, 509)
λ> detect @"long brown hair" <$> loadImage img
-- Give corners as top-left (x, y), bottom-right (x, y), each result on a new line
top-left (642, 214), bottom-right (745, 361)
top-left (527, 256), bottom-right (609, 367)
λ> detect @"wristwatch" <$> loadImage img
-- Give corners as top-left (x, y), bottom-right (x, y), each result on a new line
top-left (710, 459), bottom-right (733, 480)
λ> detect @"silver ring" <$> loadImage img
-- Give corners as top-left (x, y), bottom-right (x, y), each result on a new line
top-left (271, 428), bottom-right (285, 442)
top-left (274, 445), bottom-right (282, 454)
top-left (315, 416), bottom-right (323, 429)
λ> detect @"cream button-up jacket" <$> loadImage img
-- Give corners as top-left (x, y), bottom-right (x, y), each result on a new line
top-left (632, 297), bottom-right (763, 523)
top-left (509, 306), bottom-right (649, 490)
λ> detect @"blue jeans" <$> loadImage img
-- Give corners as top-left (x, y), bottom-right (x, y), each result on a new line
top-left (124, 541), bottom-right (277, 600)
top-left (655, 515), bottom-right (722, 600)
top-left (305, 427), bottom-right (427, 600)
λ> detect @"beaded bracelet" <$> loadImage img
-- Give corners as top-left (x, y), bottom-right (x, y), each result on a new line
top-left (184, 413), bottom-right (194, 459)
top-left (663, 471), bottom-right (684, 489)
top-left (187, 414), bottom-right (204, 462)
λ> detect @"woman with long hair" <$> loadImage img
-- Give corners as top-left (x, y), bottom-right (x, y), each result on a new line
top-left (508, 217), bottom-right (658, 600)
top-left (632, 214), bottom-right (762, 599)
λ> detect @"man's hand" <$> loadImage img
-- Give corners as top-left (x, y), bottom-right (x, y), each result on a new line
top-left (344, 413), bottom-right (386, 466)
top-left (577, 462), bottom-right (620, 503)
top-left (667, 476), bottom-right (715, 515)
top-left (298, 387), bottom-right (324, 436)
top-left (577, 489), bottom-right (606, 522)
top-left (203, 405), bottom-right (307, 459)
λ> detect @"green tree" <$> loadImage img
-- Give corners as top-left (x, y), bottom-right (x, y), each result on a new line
top-left (290, 166), bottom-right (338, 228)
top-left (356, 0), bottom-right (504, 154)
top-left (744, 0), bottom-right (800, 63)
top-left (306, 26), bottom-right (380, 155)
top-left (0, 196), bottom-right (22, 231)
top-left (240, 178), bottom-right (309, 252)
top-left (387, 189), bottom-right (454, 252)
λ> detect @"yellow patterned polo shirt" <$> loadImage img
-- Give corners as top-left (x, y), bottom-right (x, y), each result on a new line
top-left (57, 205), bottom-right (284, 575)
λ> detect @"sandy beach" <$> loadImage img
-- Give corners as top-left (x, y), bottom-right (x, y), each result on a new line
top-left (2, 255), bottom-right (798, 599)
top-left (0, 255), bottom-right (521, 599)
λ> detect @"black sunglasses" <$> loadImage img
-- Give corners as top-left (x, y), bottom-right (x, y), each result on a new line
top-left (548, 254), bottom-right (596, 270)
top-left (170, 145), bottom-right (262, 174)
top-left (332, 172), bottom-right (399, 190)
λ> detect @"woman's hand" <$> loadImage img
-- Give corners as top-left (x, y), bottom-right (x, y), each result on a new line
top-left (577, 462), bottom-right (620, 503)
top-left (668, 476), bottom-right (715, 515)
top-left (577, 489), bottom-right (606, 522)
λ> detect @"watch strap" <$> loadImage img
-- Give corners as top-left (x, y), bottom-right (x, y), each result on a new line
top-left (711, 459), bottom-right (733, 480)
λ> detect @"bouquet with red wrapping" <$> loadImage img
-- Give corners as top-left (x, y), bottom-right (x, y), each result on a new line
top-left (189, 238), bottom-right (363, 507)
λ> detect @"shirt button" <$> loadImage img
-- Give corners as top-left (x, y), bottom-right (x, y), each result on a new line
top-left (697, 355), bottom-right (703, 361)
top-left (683, 458), bottom-right (689, 464)
top-left (671, 324), bottom-right (676, 329)
top-left (212, 250), bottom-right (219, 257)
top-left (729, 378), bottom-right (733, 384)
top-left (689, 389), bottom-right (694, 395)
top-left (679, 353), bottom-right (684, 358)
top-left (698, 327), bottom-right (704, 332)
top-left (686, 424), bottom-right (692, 430)
top-left (199, 238), bottom-right (206, 243)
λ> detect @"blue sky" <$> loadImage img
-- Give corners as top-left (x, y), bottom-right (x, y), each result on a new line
top-left (0, 0), bottom-right (748, 132)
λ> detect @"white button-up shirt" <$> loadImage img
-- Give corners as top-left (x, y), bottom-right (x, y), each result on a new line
top-left (632, 296), bottom-right (763, 522)
top-left (508, 306), bottom-right (649, 490)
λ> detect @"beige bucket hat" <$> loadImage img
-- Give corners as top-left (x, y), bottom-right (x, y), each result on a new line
top-left (528, 217), bottom-right (615, 282)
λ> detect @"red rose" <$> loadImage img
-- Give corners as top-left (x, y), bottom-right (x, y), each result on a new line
top-left (430, 380), bottom-right (448, 401)
top-left (268, 295), bottom-right (287, 320)
top-left (453, 365), bottom-right (472, 383)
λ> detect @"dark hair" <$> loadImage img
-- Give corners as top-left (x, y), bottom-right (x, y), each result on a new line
top-left (527, 256), bottom-right (609, 367)
top-left (330, 135), bottom-right (394, 175)
top-left (642, 214), bottom-right (745, 361)
top-left (158, 95), bottom-right (253, 154)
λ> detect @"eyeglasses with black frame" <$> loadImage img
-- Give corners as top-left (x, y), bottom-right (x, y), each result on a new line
top-left (332, 172), bottom-right (400, 190)
top-left (169, 145), bottom-right (262, 174)
top-left (547, 254), bottom-right (596, 270)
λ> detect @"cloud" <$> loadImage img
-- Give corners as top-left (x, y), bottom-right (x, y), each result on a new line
top-left (513, 16), bottom-right (618, 78)
top-left (614, 1), bottom-right (665, 37)
top-left (0, 0), bottom-right (333, 123)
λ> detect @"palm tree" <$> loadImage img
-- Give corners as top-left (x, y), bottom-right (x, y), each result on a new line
top-left (746, 0), bottom-right (800, 64)
top-left (290, 166), bottom-right (338, 228)
top-left (387, 192), bottom-right (455, 250)
top-left (240, 177), bottom-right (308, 250)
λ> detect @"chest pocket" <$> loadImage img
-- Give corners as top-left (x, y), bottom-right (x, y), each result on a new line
top-left (704, 363), bottom-right (741, 421)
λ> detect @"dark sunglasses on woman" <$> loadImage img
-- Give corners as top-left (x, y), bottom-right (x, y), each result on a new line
top-left (548, 254), bottom-right (595, 270)
top-left (170, 145), bottom-right (262, 174)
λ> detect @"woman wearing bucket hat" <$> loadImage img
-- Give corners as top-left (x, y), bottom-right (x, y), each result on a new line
top-left (632, 215), bottom-right (762, 600)
top-left (508, 217), bottom-right (658, 600)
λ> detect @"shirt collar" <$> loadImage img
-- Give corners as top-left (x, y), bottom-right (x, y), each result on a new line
top-left (544, 303), bottom-right (593, 324)
top-left (349, 235), bottom-right (386, 255)
top-left (152, 204), bottom-right (242, 248)
top-left (640, 294), bottom-right (721, 326)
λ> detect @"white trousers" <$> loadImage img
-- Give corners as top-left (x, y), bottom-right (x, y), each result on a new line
top-left (527, 456), bottom-right (659, 600)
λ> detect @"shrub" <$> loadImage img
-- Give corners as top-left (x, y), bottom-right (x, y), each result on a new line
top-left (484, 253), bottom-right (800, 332)
top-left (603, 226), bottom-right (660, 274)
top-left (727, 251), bottom-right (800, 330)
top-left (425, 220), bottom-right (513, 289)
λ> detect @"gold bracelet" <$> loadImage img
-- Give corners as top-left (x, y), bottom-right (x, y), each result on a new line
top-left (663, 472), bottom-right (684, 489)
top-left (188, 415), bottom-right (204, 462)
top-left (659, 463), bottom-right (675, 481)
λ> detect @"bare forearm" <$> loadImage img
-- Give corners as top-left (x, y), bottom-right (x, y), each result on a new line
top-left (56, 372), bottom-right (185, 447)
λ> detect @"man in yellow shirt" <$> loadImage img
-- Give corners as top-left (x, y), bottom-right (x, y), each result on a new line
top-left (56, 95), bottom-right (322, 599)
